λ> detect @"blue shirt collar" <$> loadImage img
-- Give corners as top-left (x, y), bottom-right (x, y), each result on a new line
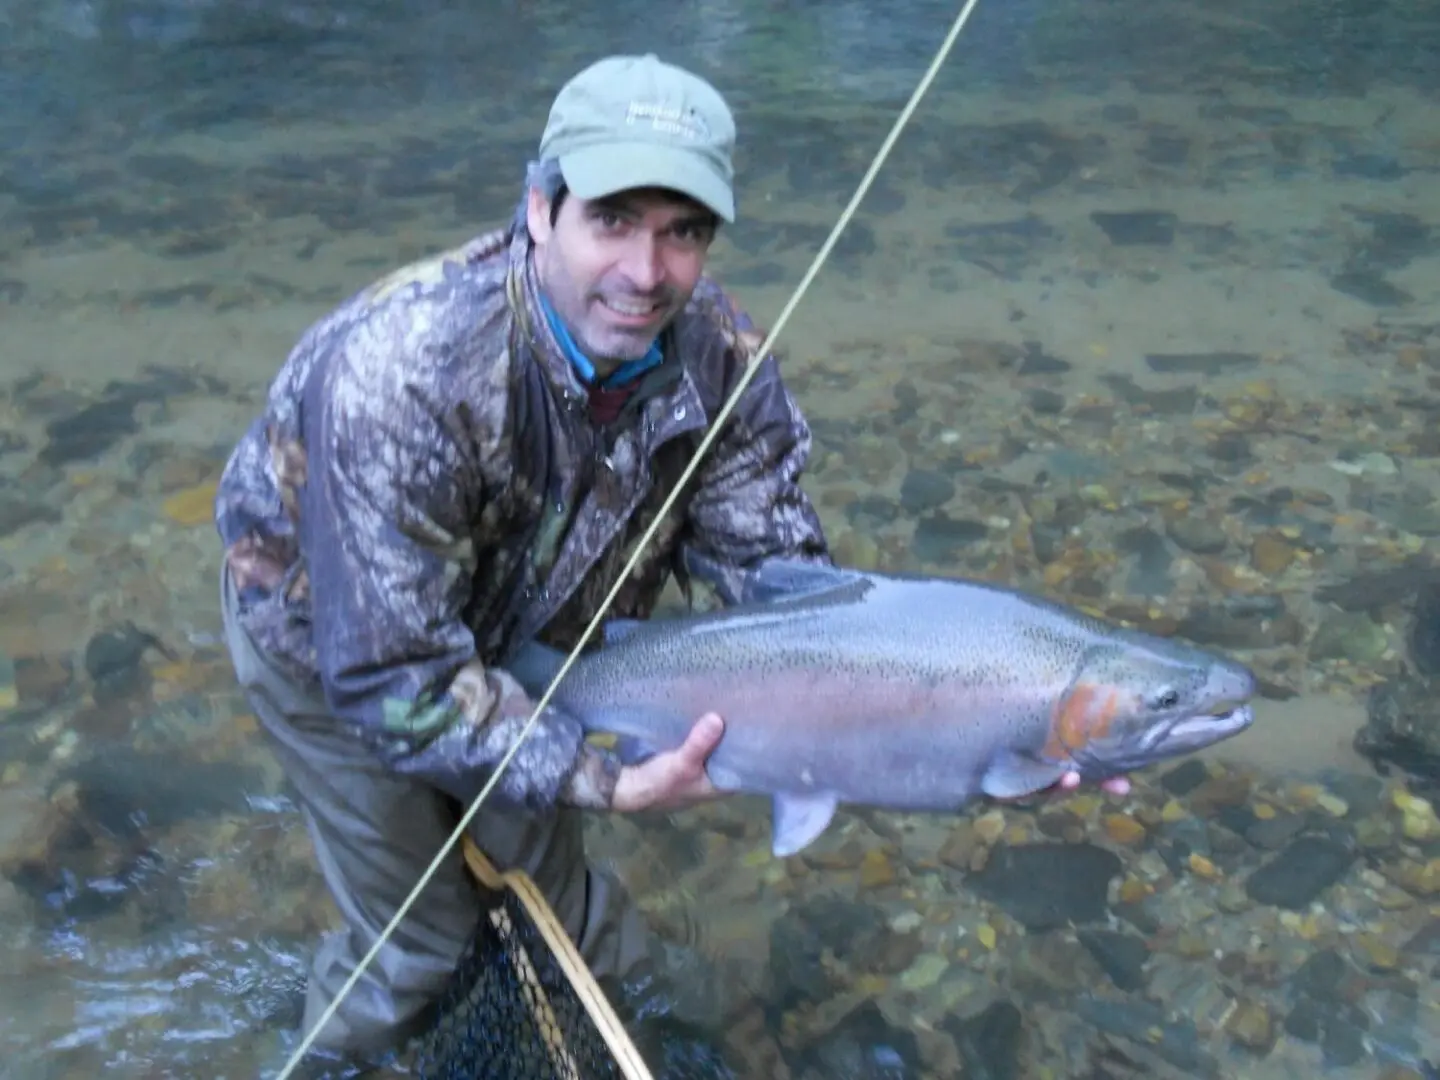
top-left (539, 294), bottom-right (664, 390)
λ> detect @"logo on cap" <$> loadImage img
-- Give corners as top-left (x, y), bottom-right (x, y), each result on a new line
top-left (624, 102), bottom-right (711, 142)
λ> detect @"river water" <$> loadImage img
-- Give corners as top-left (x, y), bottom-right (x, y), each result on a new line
top-left (2, 0), bottom-right (1439, 1076)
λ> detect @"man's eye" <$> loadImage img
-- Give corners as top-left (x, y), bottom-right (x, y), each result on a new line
top-left (673, 223), bottom-right (712, 245)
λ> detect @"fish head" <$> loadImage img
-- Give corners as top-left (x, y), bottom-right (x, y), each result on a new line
top-left (1043, 642), bottom-right (1257, 778)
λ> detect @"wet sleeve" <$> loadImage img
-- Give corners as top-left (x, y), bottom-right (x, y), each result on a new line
top-left (301, 336), bottom-right (622, 812)
top-left (678, 288), bottom-right (833, 607)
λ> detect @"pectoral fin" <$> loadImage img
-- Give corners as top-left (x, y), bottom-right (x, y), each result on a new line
top-left (980, 750), bottom-right (1072, 800)
top-left (771, 791), bottom-right (840, 857)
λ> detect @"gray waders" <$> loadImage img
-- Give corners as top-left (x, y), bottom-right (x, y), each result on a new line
top-left (218, 564), bottom-right (652, 1062)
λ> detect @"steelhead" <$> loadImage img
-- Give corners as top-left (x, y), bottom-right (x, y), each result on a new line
top-left (505, 559), bottom-right (1257, 857)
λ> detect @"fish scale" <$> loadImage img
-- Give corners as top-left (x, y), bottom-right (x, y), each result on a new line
top-left (506, 558), bottom-right (1256, 857)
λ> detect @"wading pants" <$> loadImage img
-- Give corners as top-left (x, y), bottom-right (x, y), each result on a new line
top-left (219, 565), bottom-right (652, 1060)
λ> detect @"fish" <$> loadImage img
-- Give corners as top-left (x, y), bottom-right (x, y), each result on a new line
top-left (505, 558), bottom-right (1257, 858)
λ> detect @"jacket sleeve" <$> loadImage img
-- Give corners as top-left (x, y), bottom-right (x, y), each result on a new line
top-left (300, 322), bottom-right (622, 812)
top-left (677, 285), bottom-right (833, 607)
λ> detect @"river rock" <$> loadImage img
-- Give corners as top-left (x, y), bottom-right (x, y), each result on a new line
top-left (1245, 835), bottom-right (1356, 910)
top-left (967, 842), bottom-right (1121, 930)
top-left (1077, 928), bottom-right (1151, 991)
top-left (944, 1000), bottom-right (1022, 1080)
top-left (1357, 668), bottom-right (1440, 788)
top-left (792, 999), bottom-right (921, 1080)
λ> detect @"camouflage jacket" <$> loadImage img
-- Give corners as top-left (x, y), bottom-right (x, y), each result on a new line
top-left (214, 223), bottom-right (830, 813)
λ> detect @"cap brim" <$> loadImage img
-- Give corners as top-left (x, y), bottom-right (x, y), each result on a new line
top-left (558, 142), bottom-right (735, 223)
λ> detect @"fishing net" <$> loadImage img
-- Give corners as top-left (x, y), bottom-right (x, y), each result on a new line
top-left (413, 837), bottom-right (655, 1080)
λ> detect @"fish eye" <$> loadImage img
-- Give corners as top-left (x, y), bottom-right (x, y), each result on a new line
top-left (1151, 688), bottom-right (1181, 710)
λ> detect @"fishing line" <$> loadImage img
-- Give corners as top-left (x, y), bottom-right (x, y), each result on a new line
top-left (274, 2), bottom-right (983, 1074)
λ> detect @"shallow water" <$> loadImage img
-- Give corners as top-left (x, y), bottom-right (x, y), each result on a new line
top-left (2, 0), bottom-right (1439, 1076)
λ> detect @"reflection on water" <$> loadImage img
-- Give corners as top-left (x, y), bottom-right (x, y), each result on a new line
top-left (2, 0), bottom-right (1439, 1075)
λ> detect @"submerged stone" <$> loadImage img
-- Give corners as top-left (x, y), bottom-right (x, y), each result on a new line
top-left (968, 842), bottom-right (1121, 930)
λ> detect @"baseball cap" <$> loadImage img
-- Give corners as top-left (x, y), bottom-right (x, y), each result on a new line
top-left (539, 53), bottom-right (737, 223)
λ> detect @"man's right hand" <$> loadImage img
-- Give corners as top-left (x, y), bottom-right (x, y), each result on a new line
top-left (610, 713), bottom-right (726, 813)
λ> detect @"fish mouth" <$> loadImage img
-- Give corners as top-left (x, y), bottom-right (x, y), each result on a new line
top-left (1082, 700), bottom-right (1255, 778)
top-left (1158, 703), bottom-right (1255, 748)
top-left (1135, 701), bottom-right (1254, 756)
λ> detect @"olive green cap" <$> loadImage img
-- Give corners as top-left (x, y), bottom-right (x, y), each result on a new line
top-left (539, 53), bottom-right (737, 223)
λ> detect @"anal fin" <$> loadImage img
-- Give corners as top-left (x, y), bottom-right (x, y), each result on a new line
top-left (771, 791), bottom-right (839, 857)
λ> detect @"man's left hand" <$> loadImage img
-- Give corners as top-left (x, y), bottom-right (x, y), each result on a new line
top-left (1063, 772), bottom-right (1131, 797)
top-left (610, 712), bottom-right (726, 813)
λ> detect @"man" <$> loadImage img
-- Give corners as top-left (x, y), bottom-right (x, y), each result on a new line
top-left (215, 52), bottom-right (1129, 1073)
top-left (215, 52), bottom-right (829, 1071)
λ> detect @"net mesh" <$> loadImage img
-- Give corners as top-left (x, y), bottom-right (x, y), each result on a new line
top-left (413, 841), bottom-right (652, 1080)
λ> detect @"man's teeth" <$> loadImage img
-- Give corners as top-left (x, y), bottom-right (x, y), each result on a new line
top-left (604, 298), bottom-right (657, 316)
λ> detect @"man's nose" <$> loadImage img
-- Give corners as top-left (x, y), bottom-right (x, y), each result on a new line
top-left (618, 236), bottom-right (664, 293)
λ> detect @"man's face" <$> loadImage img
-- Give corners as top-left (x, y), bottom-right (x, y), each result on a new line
top-left (527, 185), bottom-right (717, 367)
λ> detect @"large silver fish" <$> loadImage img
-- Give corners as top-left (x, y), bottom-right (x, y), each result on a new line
top-left (506, 559), bottom-right (1256, 857)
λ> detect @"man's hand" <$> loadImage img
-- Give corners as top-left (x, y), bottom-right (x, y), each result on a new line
top-left (1064, 772), bottom-right (1131, 797)
top-left (610, 713), bottom-right (726, 813)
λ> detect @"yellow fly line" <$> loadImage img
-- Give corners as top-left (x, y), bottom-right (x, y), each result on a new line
top-left (274, 2), bottom-right (985, 1074)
